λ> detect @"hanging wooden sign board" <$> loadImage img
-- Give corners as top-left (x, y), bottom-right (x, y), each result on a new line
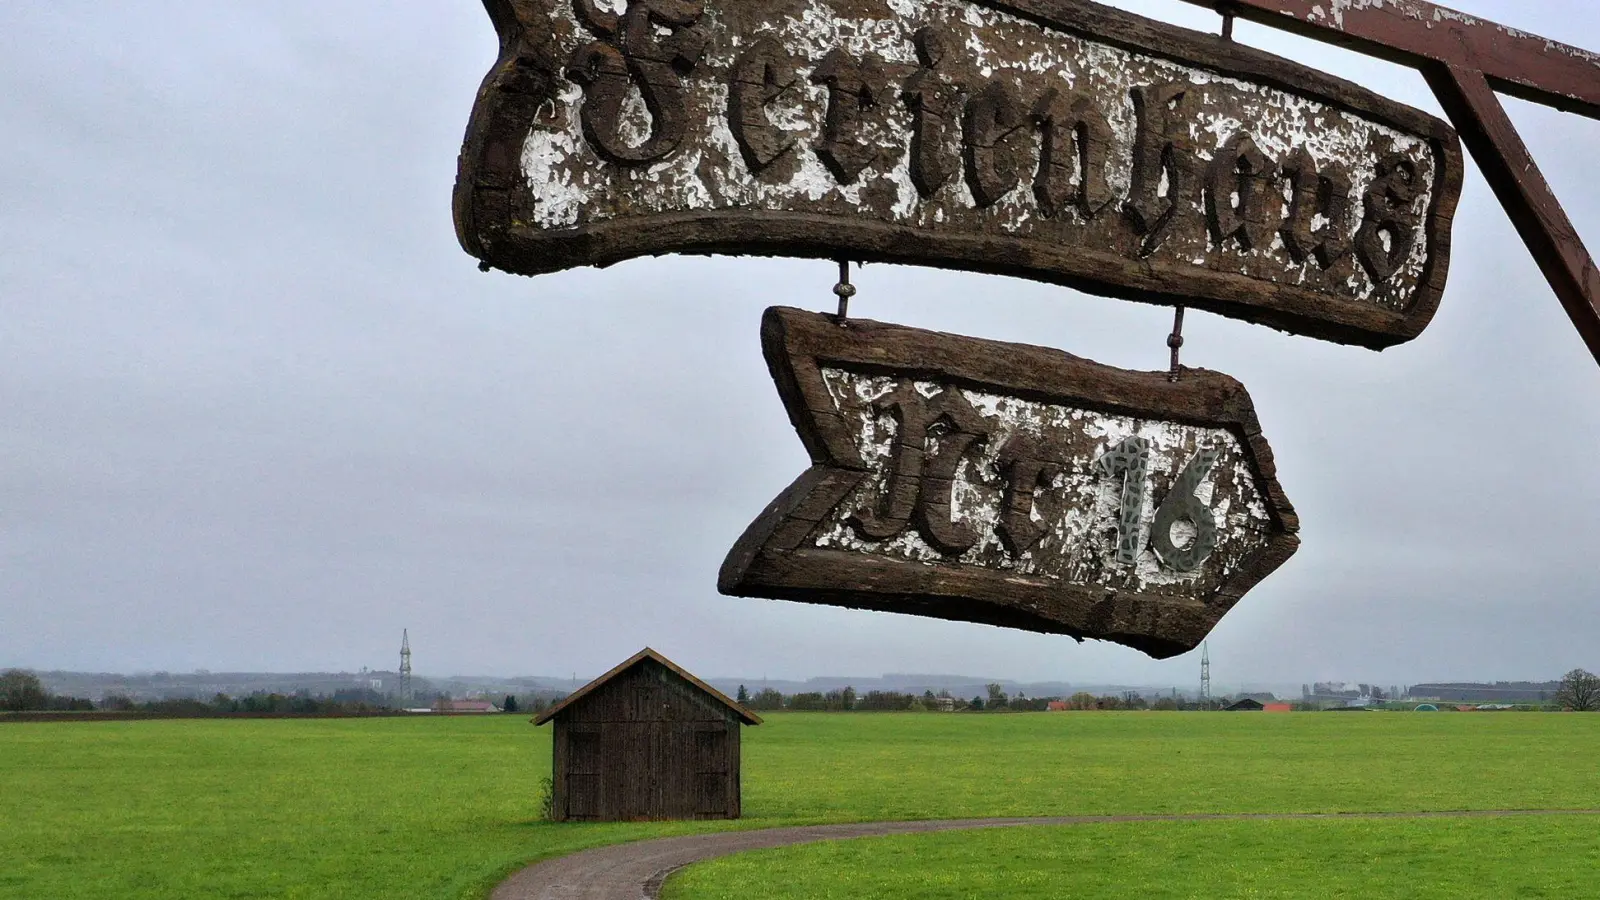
top-left (456, 0), bottom-right (1462, 348)
top-left (720, 308), bottom-right (1299, 659)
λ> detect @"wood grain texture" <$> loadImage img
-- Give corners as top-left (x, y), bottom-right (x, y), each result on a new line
top-left (719, 308), bottom-right (1300, 660)
top-left (454, 0), bottom-right (1464, 349)
top-left (537, 649), bottom-right (757, 822)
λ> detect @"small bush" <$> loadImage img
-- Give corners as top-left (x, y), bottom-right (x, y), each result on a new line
top-left (535, 776), bottom-right (555, 821)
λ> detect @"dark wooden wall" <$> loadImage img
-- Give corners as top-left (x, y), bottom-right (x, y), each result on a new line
top-left (550, 659), bottom-right (743, 821)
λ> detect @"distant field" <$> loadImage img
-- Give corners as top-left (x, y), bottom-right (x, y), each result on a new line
top-left (3, 712), bottom-right (1599, 899)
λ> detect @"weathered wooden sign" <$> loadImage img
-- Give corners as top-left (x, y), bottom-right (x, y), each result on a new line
top-left (720, 308), bottom-right (1299, 658)
top-left (456, 0), bottom-right (1462, 348)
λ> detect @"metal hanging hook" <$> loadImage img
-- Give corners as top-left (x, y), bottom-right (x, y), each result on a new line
top-left (832, 260), bottom-right (856, 323)
top-left (1216, 1), bottom-right (1236, 40)
top-left (1168, 306), bottom-right (1186, 382)
top-left (1164, 7), bottom-right (1228, 382)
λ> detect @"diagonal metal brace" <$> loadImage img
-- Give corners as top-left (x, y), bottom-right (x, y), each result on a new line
top-left (1176, 0), bottom-right (1600, 367)
top-left (1424, 65), bottom-right (1600, 362)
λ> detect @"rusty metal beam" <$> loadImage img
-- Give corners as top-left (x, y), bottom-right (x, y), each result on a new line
top-left (1179, 0), bottom-right (1600, 366)
top-left (1424, 65), bottom-right (1600, 363)
top-left (1181, 0), bottom-right (1600, 118)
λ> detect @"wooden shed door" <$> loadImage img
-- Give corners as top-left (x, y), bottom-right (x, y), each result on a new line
top-left (621, 724), bottom-right (657, 820)
top-left (693, 724), bottom-right (729, 816)
top-left (565, 726), bottom-right (601, 820)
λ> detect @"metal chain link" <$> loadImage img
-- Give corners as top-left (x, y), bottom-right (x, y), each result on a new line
top-left (833, 260), bottom-right (856, 322)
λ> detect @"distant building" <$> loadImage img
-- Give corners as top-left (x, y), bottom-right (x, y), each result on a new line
top-left (1263, 703), bottom-right (1292, 713)
top-left (1233, 692), bottom-right (1279, 705)
top-left (935, 696), bottom-right (956, 712)
top-left (1047, 701), bottom-right (1069, 711)
top-left (1225, 698), bottom-right (1265, 711)
top-left (1407, 682), bottom-right (1557, 703)
top-left (1302, 682), bottom-right (1390, 708)
top-left (433, 699), bottom-right (498, 713)
top-left (1304, 682), bottom-right (1366, 706)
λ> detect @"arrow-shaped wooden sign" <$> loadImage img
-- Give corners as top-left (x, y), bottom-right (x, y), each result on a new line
top-left (720, 308), bottom-right (1300, 659)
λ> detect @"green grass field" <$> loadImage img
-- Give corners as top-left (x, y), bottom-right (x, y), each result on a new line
top-left (3, 712), bottom-right (1598, 899)
top-left (662, 816), bottom-right (1600, 899)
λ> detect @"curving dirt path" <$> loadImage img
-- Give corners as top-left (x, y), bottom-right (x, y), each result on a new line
top-left (490, 809), bottom-right (1600, 900)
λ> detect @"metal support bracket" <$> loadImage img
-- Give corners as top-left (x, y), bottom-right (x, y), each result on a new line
top-left (1177, 0), bottom-right (1600, 367)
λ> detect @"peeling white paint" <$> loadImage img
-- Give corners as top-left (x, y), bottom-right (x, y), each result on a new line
top-left (522, 0), bottom-right (1439, 309)
top-left (812, 368), bottom-right (1273, 594)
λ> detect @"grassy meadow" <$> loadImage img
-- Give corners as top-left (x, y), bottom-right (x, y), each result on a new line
top-left (3, 712), bottom-right (1599, 898)
top-left (663, 815), bottom-right (1600, 899)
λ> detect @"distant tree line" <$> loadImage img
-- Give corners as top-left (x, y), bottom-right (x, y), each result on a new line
top-left (0, 666), bottom-right (588, 717)
top-left (0, 668), bottom-right (550, 717)
top-left (1, 669), bottom-right (94, 711)
top-left (92, 689), bottom-right (390, 716)
top-left (501, 694), bottom-right (557, 715)
top-left (12, 667), bottom-right (1597, 716)
top-left (733, 681), bottom-right (1181, 712)
top-left (726, 677), bottom-right (1600, 714)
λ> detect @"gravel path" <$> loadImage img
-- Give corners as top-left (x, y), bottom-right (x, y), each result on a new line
top-left (490, 808), bottom-right (1600, 900)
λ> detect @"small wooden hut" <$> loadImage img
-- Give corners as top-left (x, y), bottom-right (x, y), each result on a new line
top-left (533, 648), bottom-right (761, 822)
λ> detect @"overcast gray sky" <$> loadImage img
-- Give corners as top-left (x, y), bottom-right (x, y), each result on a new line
top-left (2, 1), bottom-right (1597, 689)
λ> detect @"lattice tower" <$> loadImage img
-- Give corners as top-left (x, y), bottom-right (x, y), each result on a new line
top-left (400, 629), bottom-right (413, 704)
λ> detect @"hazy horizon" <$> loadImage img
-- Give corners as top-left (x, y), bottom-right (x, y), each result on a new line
top-left (12, 649), bottom-right (1573, 694)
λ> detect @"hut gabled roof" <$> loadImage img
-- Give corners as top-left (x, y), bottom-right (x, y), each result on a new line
top-left (532, 647), bottom-right (762, 726)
